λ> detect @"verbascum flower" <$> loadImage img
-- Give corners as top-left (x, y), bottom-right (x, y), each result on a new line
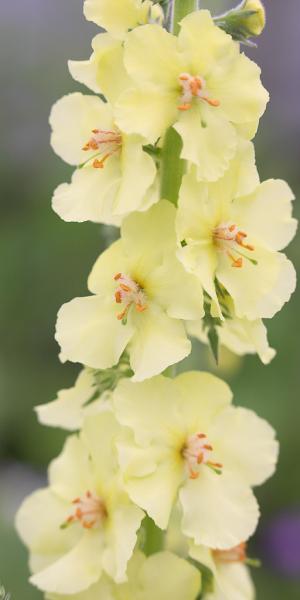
top-left (35, 356), bottom-right (133, 431)
top-left (83, 0), bottom-right (164, 40)
top-left (190, 542), bottom-right (255, 600)
top-left (16, 412), bottom-right (144, 595)
top-left (55, 201), bottom-right (204, 381)
top-left (187, 298), bottom-right (276, 365)
top-left (176, 141), bottom-right (297, 320)
top-left (115, 10), bottom-right (269, 181)
top-left (35, 369), bottom-right (108, 431)
top-left (68, 34), bottom-right (132, 104)
top-left (46, 550), bottom-right (201, 600)
top-left (113, 371), bottom-right (278, 548)
top-left (49, 93), bottom-right (158, 224)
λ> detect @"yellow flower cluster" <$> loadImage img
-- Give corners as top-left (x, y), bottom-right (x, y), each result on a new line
top-left (16, 1), bottom-right (296, 599)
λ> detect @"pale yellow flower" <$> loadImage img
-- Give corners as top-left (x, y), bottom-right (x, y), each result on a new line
top-left (46, 550), bottom-right (201, 600)
top-left (49, 93), bottom-right (158, 223)
top-left (176, 141), bottom-right (297, 320)
top-left (68, 34), bottom-right (132, 104)
top-left (35, 369), bottom-right (109, 431)
top-left (16, 412), bottom-right (144, 595)
top-left (116, 10), bottom-right (269, 181)
top-left (113, 372), bottom-right (278, 548)
top-left (83, 0), bottom-right (163, 40)
top-left (187, 297), bottom-right (276, 365)
top-left (190, 542), bottom-right (255, 600)
top-left (56, 201), bottom-right (204, 381)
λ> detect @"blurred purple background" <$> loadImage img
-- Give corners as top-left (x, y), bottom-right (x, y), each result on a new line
top-left (0, 1), bottom-right (299, 599)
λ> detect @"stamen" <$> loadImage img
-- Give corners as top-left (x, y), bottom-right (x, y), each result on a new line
top-left (61, 491), bottom-right (107, 530)
top-left (213, 543), bottom-right (247, 564)
top-left (213, 223), bottom-right (256, 268)
top-left (182, 433), bottom-right (223, 479)
top-left (81, 128), bottom-right (122, 169)
top-left (178, 73), bottom-right (220, 112)
top-left (114, 273), bottom-right (147, 324)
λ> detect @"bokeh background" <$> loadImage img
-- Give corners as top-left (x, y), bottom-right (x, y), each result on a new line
top-left (0, 0), bottom-right (299, 598)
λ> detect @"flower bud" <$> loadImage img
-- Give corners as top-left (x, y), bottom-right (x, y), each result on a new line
top-left (240, 0), bottom-right (266, 36)
top-left (215, 0), bottom-right (266, 44)
top-left (149, 4), bottom-right (164, 25)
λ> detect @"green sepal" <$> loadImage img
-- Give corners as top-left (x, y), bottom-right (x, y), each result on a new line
top-left (189, 559), bottom-right (214, 599)
top-left (91, 353), bottom-right (133, 396)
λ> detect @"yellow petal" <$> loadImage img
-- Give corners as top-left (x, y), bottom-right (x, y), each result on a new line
top-left (69, 34), bottom-right (132, 103)
top-left (217, 249), bottom-right (296, 319)
top-left (114, 134), bottom-right (157, 215)
top-left (174, 104), bottom-right (237, 182)
top-left (84, 0), bottom-right (148, 38)
top-left (116, 86), bottom-right (178, 143)
top-left (49, 435), bottom-right (94, 501)
top-left (174, 371), bottom-right (232, 432)
top-left (180, 469), bottom-right (259, 549)
top-left (30, 532), bottom-right (104, 594)
top-left (56, 296), bottom-right (134, 369)
top-left (139, 552), bottom-right (201, 600)
top-left (129, 304), bottom-right (191, 381)
top-left (123, 24), bottom-right (183, 88)
top-left (209, 52), bottom-right (269, 125)
top-left (178, 10), bottom-right (238, 76)
top-left (35, 369), bottom-right (97, 431)
top-left (231, 179), bottom-right (297, 251)
top-left (52, 165), bottom-right (122, 226)
top-left (49, 93), bottom-right (113, 166)
top-left (210, 406), bottom-right (279, 487)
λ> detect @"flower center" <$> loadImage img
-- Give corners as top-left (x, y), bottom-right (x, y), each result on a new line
top-left (178, 73), bottom-right (220, 111)
top-left (62, 490), bottom-right (107, 530)
top-left (182, 432), bottom-right (223, 479)
top-left (114, 273), bottom-right (147, 325)
top-left (213, 222), bottom-right (256, 268)
top-left (213, 542), bottom-right (247, 564)
top-left (82, 128), bottom-right (122, 168)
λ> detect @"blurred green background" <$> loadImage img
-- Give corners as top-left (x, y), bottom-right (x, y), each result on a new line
top-left (0, 0), bottom-right (299, 598)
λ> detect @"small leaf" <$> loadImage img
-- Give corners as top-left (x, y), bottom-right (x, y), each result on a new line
top-left (207, 326), bottom-right (219, 364)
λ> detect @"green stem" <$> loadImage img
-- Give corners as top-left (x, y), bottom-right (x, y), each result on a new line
top-left (172, 0), bottom-right (198, 35)
top-left (160, 128), bottom-right (185, 206)
top-left (160, 0), bottom-right (198, 206)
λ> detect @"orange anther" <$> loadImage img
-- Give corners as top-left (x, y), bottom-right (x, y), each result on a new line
top-left (120, 283), bottom-right (131, 292)
top-left (228, 252), bottom-right (243, 268)
top-left (178, 103), bottom-right (192, 111)
top-left (117, 309), bottom-right (127, 321)
top-left (206, 98), bottom-right (220, 107)
top-left (114, 273), bottom-right (122, 280)
top-left (136, 303), bottom-right (147, 313)
top-left (191, 79), bottom-right (201, 96)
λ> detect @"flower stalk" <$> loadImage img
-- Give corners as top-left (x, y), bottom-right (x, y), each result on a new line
top-left (160, 0), bottom-right (198, 206)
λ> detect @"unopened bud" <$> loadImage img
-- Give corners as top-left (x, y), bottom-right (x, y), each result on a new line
top-left (215, 0), bottom-right (266, 45)
top-left (144, 1), bottom-right (164, 26)
top-left (239, 0), bottom-right (266, 36)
